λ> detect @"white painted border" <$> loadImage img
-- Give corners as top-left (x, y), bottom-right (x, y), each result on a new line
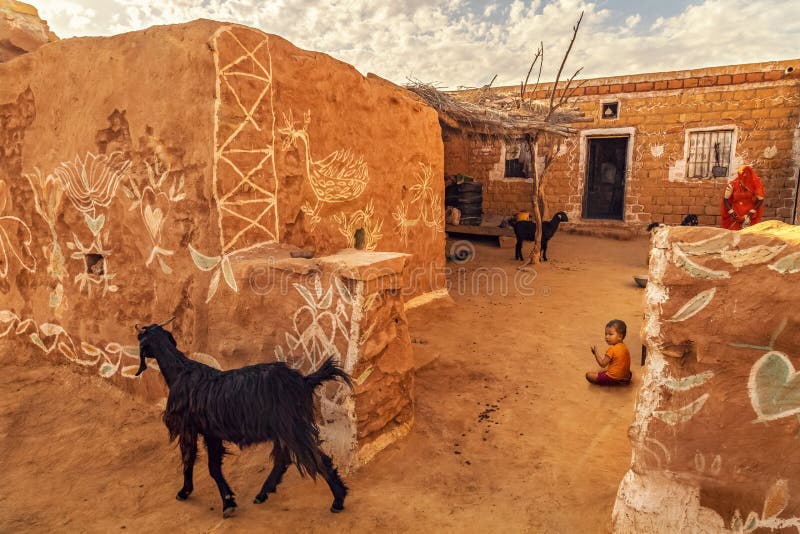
top-left (599, 98), bottom-right (621, 121)
top-left (578, 127), bottom-right (636, 222)
top-left (669, 125), bottom-right (738, 183)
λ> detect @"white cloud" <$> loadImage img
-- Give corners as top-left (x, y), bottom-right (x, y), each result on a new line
top-left (33, 0), bottom-right (800, 87)
top-left (624, 14), bottom-right (640, 29)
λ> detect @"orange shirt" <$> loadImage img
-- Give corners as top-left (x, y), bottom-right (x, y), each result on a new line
top-left (605, 343), bottom-right (631, 380)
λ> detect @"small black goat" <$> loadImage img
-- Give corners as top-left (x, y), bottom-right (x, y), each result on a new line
top-left (501, 211), bottom-right (569, 261)
top-left (135, 320), bottom-right (352, 518)
top-left (646, 213), bottom-right (699, 232)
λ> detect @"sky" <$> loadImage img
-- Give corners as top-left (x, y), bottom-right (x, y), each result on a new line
top-left (35, 0), bottom-right (800, 88)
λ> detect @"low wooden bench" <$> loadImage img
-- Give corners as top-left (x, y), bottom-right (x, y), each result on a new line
top-left (445, 224), bottom-right (516, 247)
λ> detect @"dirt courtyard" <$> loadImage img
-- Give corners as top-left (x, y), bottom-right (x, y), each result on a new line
top-left (0, 233), bottom-right (650, 533)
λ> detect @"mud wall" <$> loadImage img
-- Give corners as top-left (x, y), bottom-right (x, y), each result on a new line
top-left (0, 20), bottom-right (437, 470)
top-left (613, 221), bottom-right (800, 531)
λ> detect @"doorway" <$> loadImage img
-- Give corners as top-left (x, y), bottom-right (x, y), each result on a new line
top-left (583, 137), bottom-right (628, 220)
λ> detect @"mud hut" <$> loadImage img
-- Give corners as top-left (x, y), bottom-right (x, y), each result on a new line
top-left (0, 19), bottom-right (448, 470)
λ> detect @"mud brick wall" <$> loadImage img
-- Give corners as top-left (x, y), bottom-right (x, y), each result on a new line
top-left (0, 20), bottom-right (434, 471)
top-left (443, 60), bottom-right (800, 228)
top-left (613, 221), bottom-right (800, 531)
top-left (443, 127), bottom-right (535, 217)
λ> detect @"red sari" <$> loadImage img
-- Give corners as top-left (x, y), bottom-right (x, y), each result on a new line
top-left (720, 166), bottom-right (765, 230)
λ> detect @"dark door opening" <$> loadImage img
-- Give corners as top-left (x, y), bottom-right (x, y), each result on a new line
top-left (583, 137), bottom-right (628, 220)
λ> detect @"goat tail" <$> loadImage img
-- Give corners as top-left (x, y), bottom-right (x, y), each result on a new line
top-left (305, 357), bottom-right (353, 391)
top-left (646, 222), bottom-right (661, 232)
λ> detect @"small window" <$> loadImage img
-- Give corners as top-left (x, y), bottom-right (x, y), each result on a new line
top-left (601, 102), bottom-right (619, 119)
top-left (85, 254), bottom-right (105, 275)
top-left (687, 129), bottom-right (734, 178)
top-left (504, 141), bottom-right (532, 178)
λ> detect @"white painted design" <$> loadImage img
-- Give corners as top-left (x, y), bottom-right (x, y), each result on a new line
top-left (662, 370), bottom-right (714, 391)
top-left (213, 27), bottom-right (279, 251)
top-left (0, 309), bottom-right (219, 379)
top-left (333, 199), bottom-right (384, 251)
top-left (392, 162), bottom-right (444, 246)
top-left (730, 479), bottom-right (799, 532)
top-left (123, 160), bottom-right (185, 274)
top-left (677, 232), bottom-right (739, 256)
top-left (279, 110), bottom-right (369, 229)
top-left (0, 180), bottom-right (36, 279)
top-left (748, 351), bottom-right (800, 422)
top-left (719, 244), bottom-right (787, 269)
top-left (23, 169), bottom-right (68, 310)
top-left (52, 152), bottom-right (130, 215)
top-left (763, 145), bottom-right (778, 159)
top-left (672, 244), bottom-right (730, 279)
top-left (650, 144), bottom-right (664, 158)
top-left (42, 151), bottom-right (132, 296)
top-left (652, 393), bottom-right (710, 426)
top-left (189, 27), bottom-right (279, 300)
top-left (769, 252), bottom-right (800, 274)
top-left (668, 288), bottom-right (716, 322)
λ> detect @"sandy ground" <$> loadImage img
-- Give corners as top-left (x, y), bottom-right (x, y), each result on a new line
top-left (0, 233), bottom-right (650, 533)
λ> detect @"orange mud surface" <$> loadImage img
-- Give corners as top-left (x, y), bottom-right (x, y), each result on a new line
top-left (0, 233), bottom-right (649, 532)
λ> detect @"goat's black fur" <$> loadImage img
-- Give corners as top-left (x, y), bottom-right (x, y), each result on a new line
top-left (136, 324), bottom-right (352, 517)
top-left (502, 211), bottom-right (569, 261)
top-left (647, 213), bottom-right (699, 232)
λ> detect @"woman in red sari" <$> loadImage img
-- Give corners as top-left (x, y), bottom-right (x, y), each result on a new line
top-left (721, 165), bottom-right (766, 230)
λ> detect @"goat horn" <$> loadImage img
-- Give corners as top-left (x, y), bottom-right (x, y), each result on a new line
top-left (158, 316), bottom-right (176, 327)
top-left (135, 323), bottom-right (143, 333)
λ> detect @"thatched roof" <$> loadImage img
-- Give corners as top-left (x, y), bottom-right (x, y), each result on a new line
top-left (406, 81), bottom-right (585, 138)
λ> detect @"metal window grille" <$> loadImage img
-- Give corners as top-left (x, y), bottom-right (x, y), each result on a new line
top-left (687, 130), bottom-right (734, 178)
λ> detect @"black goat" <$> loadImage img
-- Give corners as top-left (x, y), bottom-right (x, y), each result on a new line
top-left (501, 211), bottom-right (569, 261)
top-left (135, 321), bottom-right (353, 518)
top-left (646, 213), bottom-right (699, 232)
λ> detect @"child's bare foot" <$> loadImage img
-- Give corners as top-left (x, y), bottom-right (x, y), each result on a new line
top-left (585, 372), bottom-right (598, 384)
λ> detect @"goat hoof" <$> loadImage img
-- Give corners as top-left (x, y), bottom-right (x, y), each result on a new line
top-left (176, 489), bottom-right (191, 500)
top-left (330, 502), bottom-right (344, 513)
top-left (223, 505), bottom-right (237, 518)
top-left (253, 494), bottom-right (267, 504)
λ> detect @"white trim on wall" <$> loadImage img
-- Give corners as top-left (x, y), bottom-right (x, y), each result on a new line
top-left (578, 127), bottom-right (636, 222)
top-left (669, 125), bottom-right (739, 182)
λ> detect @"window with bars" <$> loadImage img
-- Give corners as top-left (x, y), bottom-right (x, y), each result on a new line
top-left (686, 129), bottom-right (734, 178)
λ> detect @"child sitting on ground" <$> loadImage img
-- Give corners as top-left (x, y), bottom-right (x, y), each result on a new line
top-left (586, 319), bottom-right (632, 386)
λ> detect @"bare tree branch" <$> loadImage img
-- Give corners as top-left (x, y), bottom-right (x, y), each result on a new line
top-left (547, 11), bottom-right (584, 118)
top-left (520, 46), bottom-right (543, 105)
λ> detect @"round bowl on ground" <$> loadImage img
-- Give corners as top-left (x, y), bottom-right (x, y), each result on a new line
top-left (633, 275), bottom-right (648, 288)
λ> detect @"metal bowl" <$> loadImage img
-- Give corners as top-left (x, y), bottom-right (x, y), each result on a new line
top-left (633, 275), bottom-right (648, 288)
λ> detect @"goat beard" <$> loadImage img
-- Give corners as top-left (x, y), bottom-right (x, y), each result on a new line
top-left (135, 355), bottom-right (148, 376)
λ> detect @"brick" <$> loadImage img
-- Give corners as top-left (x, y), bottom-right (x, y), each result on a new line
top-left (755, 87), bottom-right (779, 98)
top-left (610, 84), bottom-right (623, 93)
top-left (668, 79), bottom-right (683, 89)
top-left (684, 78), bottom-right (699, 88)
top-left (717, 75), bottom-right (733, 85)
top-left (585, 85), bottom-right (599, 95)
top-left (746, 72), bottom-right (765, 83)
top-left (700, 76), bottom-right (716, 87)
top-left (598, 85), bottom-right (610, 94)
top-left (654, 80), bottom-right (668, 91)
top-left (636, 82), bottom-right (655, 92)
top-left (622, 83), bottom-right (636, 92)
top-left (764, 71), bottom-right (783, 81)
top-left (732, 74), bottom-right (747, 84)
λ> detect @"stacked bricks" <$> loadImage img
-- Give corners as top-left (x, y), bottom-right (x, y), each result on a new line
top-left (444, 59), bottom-right (800, 228)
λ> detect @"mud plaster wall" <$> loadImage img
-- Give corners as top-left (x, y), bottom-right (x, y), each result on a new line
top-left (0, 20), bottom-right (434, 470)
top-left (613, 221), bottom-right (800, 532)
top-left (444, 60), bottom-right (800, 227)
